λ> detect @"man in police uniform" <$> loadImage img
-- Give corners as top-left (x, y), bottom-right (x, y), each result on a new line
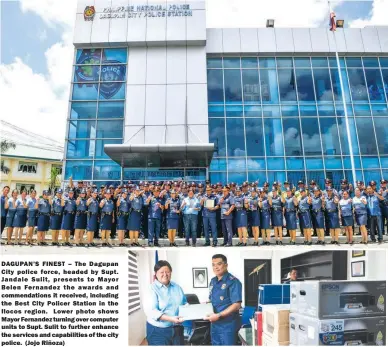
top-left (205, 254), bottom-right (242, 346)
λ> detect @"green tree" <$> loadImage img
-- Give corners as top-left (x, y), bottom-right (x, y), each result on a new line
top-left (48, 166), bottom-right (61, 193)
top-left (1, 140), bottom-right (16, 174)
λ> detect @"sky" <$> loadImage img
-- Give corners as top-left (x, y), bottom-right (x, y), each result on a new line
top-left (0, 0), bottom-right (387, 143)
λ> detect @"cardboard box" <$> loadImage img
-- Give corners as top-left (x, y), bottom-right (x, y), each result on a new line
top-left (290, 313), bottom-right (386, 346)
top-left (262, 332), bottom-right (289, 346)
top-left (262, 305), bottom-right (290, 343)
top-left (290, 281), bottom-right (386, 319)
top-left (258, 284), bottom-right (290, 306)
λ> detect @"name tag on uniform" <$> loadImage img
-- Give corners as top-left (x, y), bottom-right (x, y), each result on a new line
top-left (221, 284), bottom-right (227, 290)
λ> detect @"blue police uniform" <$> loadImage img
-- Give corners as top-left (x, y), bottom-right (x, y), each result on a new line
top-left (74, 198), bottom-right (88, 229)
top-left (1, 195), bottom-right (8, 230)
top-left (367, 194), bottom-right (383, 242)
top-left (86, 198), bottom-right (99, 232)
top-left (353, 196), bottom-right (368, 226)
top-left (270, 196), bottom-right (283, 227)
top-left (339, 198), bottom-right (353, 226)
top-left (141, 190), bottom-right (152, 238)
top-left (37, 198), bottom-right (51, 232)
top-left (5, 197), bottom-right (17, 228)
top-left (284, 197), bottom-right (297, 230)
top-left (381, 189), bottom-right (388, 235)
top-left (13, 198), bottom-right (28, 227)
top-left (27, 197), bottom-right (37, 227)
top-left (117, 196), bottom-right (130, 230)
top-left (234, 196), bottom-right (247, 228)
top-left (100, 199), bottom-right (114, 230)
top-left (129, 195), bottom-right (143, 231)
top-left (325, 197), bottom-right (340, 229)
top-left (202, 194), bottom-right (218, 245)
top-left (209, 272), bottom-right (242, 346)
top-left (311, 196), bottom-right (325, 229)
top-left (61, 197), bottom-right (77, 230)
top-left (219, 194), bottom-right (235, 246)
top-left (147, 196), bottom-right (164, 244)
top-left (249, 196), bottom-right (260, 227)
top-left (50, 197), bottom-right (63, 230)
top-left (260, 198), bottom-right (271, 229)
top-left (298, 197), bottom-right (313, 229)
top-left (166, 197), bottom-right (181, 230)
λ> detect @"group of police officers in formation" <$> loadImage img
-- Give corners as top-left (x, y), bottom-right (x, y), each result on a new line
top-left (1, 177), bottom-right (388, 247)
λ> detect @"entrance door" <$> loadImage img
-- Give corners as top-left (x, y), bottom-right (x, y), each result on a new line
top-left (244, 259), bottom-right (272, 308)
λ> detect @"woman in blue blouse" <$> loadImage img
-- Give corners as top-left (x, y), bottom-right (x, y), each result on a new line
top-left (145, 260), bottom-right (187, 346)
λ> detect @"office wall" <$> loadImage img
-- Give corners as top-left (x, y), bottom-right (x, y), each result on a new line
top-left (148, 249), bottom-right (308, 305)
top-left (347, 249), bottom-right (386, 281)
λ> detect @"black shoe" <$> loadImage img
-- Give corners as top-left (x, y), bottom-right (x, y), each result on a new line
top-left (316, 241), bottom-right (321, 245)
top-left (221, 243), bottom-right (227, 247)
top-left (242, 243), bottom-right (247, 246)
top-left (371, 239), bottom-right (377, 243)
top-left (186, 241), bottom-right (190, 246)
top-left (253, 242), bottom-right (258, 246)
top-left (265, 241), bottom-right (271, 246)
top-left (236, 242), bottom-right (243, 246)
top-left (192, 244), bottom-right (196, 247)
top-left (67, 242), bottom-right (73, 247)
top-left (148, 242), bottom-right (154, 247)
top-left (321, 241), bottom-right (325, 245)
top-left (154, 243), bottom-right (161, 247)
top-left (172, 242), bottom-right (178, 247)
top-left (279, 241), bottom-right (283, 246)
top-left (90, 242), bottom-right (97, 247)
top-left (330, 240), bottom-right (335, 244)
top-left (225, 244), bottom-right (233, 247)
top-left (275, 241), bottom-right (279, 245)
top-left (204, 242), bottom-right (211, 247)
top-left (303, 240), bottom-right (307, 245)
top-left (119, 243), bottom-right (126, 247)
top-left (212, 243), bottom-right (217, 247)
top-left (76, 244), bottom-right (81, 247)
top-left (41, 242), bottom-right (48, 246)
top-left (260, 242), bottom-right (266, 246)
top-left (308, 242), bottom-right (312, 246)
top-left (290, 241), bottom-right (295, 245)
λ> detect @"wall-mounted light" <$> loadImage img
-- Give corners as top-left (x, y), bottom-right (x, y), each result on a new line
top-left (266, 19), bottom-right (275, 28)
top-left (336, 19), bottom-right (344, 28)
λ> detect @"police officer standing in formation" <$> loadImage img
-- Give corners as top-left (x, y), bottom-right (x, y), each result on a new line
top-left (2, 178), bottom-right (387, 247)
top-left (205, 254), bottom-right (242, 346)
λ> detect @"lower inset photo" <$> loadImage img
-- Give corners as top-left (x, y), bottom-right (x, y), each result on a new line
top-left (128, 249), bottom-right (386, 346)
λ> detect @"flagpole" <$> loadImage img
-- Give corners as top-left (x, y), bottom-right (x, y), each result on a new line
top-left (328, 0), bottom-right (357, 186)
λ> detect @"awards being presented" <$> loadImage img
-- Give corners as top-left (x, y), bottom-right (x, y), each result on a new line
top-left (178, 303), bottom-right (214, 321)
top-left (205, 199), bottom-right (214, 208)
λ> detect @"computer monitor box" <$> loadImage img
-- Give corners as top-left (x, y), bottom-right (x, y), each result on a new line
top-left (343, 330), bottom-right (374, 345)
top-left (339, 293), bottom-right (375, 309)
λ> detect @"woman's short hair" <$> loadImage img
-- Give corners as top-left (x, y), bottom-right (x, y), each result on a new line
top-left (154, 260), bottom-right (172, 273)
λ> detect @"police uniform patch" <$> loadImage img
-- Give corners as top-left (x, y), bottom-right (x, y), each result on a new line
top-left (220, 296), bottom-right (224, 301)
top-left (221, 284), bottom-right (227, 290)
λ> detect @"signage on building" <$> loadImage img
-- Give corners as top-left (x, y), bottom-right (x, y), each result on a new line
top-left (84, 4), bottom-right (193, 21)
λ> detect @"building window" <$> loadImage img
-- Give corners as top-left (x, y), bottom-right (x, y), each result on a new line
top-left (16, 183), bottom-right (35, 192)
top-left (128, 251), bottom-right (141, 315)
top-left (18, 162), bottom-right (37, 173)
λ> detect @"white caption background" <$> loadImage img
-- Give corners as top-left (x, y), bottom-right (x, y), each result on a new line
top-left (1, 253), bottom-right (127, 347)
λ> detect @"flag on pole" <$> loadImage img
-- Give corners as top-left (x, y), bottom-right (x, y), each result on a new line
top-left (330, 10), bottom-right (336, 31)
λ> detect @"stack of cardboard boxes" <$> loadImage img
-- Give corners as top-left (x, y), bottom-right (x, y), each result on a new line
top-left (290, 280), bottom-right (386, 346)
top-left (255, 284), bottom-right (290, 346)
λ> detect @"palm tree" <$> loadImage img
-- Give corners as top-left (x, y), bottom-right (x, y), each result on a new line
top-left (48, 167), bottom-right (61, 194)
top-left (1, 140), bottom-right (16, 174)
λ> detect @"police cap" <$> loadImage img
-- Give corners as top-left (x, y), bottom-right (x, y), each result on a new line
top-left (191, 182), bottom-right (197, 187)
top-left (297, 180), bottom-right (304, 185)
top-left (105, 189), bottom-right (112, 195)
top-left (325, 178), bottom-right (332, 184)
top-left (356, 180), bottom-right (364, 185)
top-left (216, 182), bottom-right (222, 187)
top-left (369, 180), bottom-right (377, 186)
top-left (380, 179), bottom-right (387, 184)
top-left (341, 179), bottom-right (348, 184)
top-left (57, 189), bottom-right (63, 194)
top-left (310, 180), bottom-right (316, 185)
top-left (42, 190), bottom-right (49, 195)
top-left (263, 182), bottom-right (269, 187)
top-left (80, 189), bottom-right (86, 194)
top-left (198, 183), bottom-right (204, 188)
top-left (284, 181), bottom-right (290, 185)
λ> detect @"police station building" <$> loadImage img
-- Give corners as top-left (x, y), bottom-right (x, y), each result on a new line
top-left (64, 0), bottom-right (388, 188)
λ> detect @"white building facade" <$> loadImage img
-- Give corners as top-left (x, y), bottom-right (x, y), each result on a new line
top-left (64, 0), bottom-right (388, 188)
